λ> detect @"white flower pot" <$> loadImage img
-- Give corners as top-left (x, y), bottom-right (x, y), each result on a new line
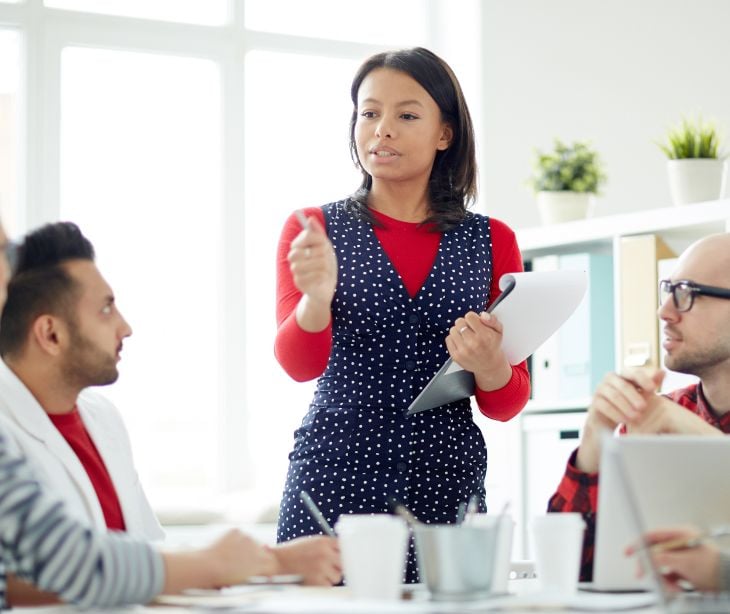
top-left (536, 191), bottom-right (593, 225)
top-left (667, 159), bottom-right (727, 206)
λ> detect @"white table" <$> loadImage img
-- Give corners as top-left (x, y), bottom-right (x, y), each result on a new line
top-left (15, 580), bottom-right (663, 613)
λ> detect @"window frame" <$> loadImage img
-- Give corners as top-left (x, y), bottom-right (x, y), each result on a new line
top-left (0, 0), bottom-right (480, 501)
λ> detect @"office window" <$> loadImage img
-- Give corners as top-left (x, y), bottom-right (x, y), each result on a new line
top-left (243, 50), bottom-right (361, 496)
top-left (45, 0), bottom-right (228, 26)
top-left (2, 0), bottom-right (456, 518)
top-left (59, 46), bottom-right (223, 503)
top-left (244, 0), bottom-right (427, 45)
top-left (0, 30), bottom-right (20, 237)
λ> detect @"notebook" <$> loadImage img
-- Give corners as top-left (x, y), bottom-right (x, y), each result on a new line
top-left (408, 269), bottom-right (587, 414)
top-left (601, 435), bottom-right (730, 613)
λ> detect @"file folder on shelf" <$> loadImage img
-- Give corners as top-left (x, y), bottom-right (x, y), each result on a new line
top-left (619, 235), bottom-right (674, 369)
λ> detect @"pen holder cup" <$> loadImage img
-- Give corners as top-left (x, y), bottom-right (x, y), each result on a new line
top-left (414, 524), bottom-right (498, 601)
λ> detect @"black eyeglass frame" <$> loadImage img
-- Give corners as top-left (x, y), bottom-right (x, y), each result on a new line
top-left (659, 278), bottom-right (730, 312)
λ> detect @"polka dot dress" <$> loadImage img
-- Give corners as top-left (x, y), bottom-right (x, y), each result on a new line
top-left (277, 200), bottom-right (493, 583)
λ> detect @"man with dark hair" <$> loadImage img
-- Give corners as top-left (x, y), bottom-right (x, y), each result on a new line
top-left (0, 221), bottom-right (341, 609)
top-left (0, 222), bottom-right (164, 602)
top-left (0, 222), bottom-right (161, 527)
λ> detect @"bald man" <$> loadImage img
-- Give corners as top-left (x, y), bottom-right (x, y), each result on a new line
top-left (548, 233), bottom-right (730, 580)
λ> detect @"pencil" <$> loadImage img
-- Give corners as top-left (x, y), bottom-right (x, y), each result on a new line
top-left (294, 209), bottom-right (308, 228)
top-left (299, 491), bottom-right (336, 537)
top-left (650, 525), bottom-right (730, 553)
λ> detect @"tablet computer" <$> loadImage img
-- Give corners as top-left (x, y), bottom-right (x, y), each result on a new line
top-left (407, 278), bottom-right (515, 415)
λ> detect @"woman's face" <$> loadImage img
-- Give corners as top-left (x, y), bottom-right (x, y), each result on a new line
top-left (354, 67), bottom-right (452, 189)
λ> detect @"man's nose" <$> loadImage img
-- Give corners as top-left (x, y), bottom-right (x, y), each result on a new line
top-left (118, 313), bottom-right (133, 338)
top-left (657, 294), bottom-right (679, 322)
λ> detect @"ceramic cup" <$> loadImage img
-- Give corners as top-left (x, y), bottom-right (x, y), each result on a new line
top-left (335, 514), bottom-right (408, 600)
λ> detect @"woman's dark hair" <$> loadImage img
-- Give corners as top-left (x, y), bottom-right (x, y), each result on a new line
top-left (347, 47), bottom-right (477, 231)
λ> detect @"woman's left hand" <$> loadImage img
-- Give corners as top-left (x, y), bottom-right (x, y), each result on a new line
top-left (445, 311), bottom-right (512, 392)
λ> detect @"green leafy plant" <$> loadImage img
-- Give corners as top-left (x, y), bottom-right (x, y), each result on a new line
top-left (657, 116), bottom-right (725, 159)
top-left (528, 140), bottom-right (606, 194)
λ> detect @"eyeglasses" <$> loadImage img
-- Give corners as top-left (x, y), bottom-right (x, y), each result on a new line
top-left (659, 279), bottom-right (730, 312)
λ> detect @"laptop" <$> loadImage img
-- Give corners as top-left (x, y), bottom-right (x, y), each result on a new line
top-left (592, 435), bottom-right (730, 591)
top-left (597, 435), bottom-right (730, 612)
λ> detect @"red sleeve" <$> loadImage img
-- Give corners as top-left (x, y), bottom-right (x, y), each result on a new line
top-left (274, 207), bottom-right (333, 382)
top-left (473, 217), bottom-right (531, 421)
top-left (547, 448), bottom-right (599, 581)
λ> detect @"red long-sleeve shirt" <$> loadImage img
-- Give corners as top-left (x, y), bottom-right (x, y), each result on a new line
top-left (49, 408), bottom-right (126, 531)
top-left (275, 206), bottom-right (530, 421)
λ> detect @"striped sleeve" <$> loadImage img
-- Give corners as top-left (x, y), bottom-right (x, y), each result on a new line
top-left (0, 431), bottom-right (164, 609)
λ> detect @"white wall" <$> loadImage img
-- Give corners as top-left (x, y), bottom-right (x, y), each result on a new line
top-left (482, 0), bottom-right (730, 229)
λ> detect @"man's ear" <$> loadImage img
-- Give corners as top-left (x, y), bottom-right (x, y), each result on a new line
top-left (31, 315), bottom-right (66, 357)
top-left (436, 123), bottom-right (454, 151)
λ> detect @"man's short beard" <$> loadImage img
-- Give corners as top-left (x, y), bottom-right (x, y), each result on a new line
top-left (61, 318), bottom-right (119, 389)
top-left (665, 345), bottom-right (730, 378)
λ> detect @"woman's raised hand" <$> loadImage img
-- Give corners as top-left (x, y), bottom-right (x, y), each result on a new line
top-left (288, 215), bottom-right (338, 331)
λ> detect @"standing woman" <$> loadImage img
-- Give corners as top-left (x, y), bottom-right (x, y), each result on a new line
top-left (275, 47), bottom-right (529, 581)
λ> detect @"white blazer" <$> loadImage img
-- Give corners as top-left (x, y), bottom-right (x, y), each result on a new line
top-left (0, 359), bottom-right (163, 540)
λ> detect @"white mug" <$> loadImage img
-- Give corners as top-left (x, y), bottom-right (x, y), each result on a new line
top-left (335, 514), bottom-right (408, 600)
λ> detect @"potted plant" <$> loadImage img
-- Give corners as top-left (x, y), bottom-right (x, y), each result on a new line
top-left (658, 116), bottom-right (727, 206)
top-left (528, 140), bottom-right (607, 224)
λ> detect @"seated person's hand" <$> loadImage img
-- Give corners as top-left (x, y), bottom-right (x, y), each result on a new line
top-left (626, 527), bottom-right (722, 593)
top-left (590, 367), bottom-right (664, 429)
top-left (271, 536), bottom-right (342, 586)
top-left (576, 367), bottom-right (664, 473)
top-left (626, 394), bottom-right (724, 436)
top-left (163, 529), bottom-right (278, 593)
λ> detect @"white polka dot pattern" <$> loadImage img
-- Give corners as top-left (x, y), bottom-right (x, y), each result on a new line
top-left (277, 200), bottom-right (494, 582)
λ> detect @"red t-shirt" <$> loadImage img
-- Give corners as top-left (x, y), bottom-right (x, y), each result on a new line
top-left (274, 205), bottom-right (530, 421)
top-left (49, 408), bottom-right (126, 531)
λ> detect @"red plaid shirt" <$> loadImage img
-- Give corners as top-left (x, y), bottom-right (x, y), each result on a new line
top-left (547, 383), bottom-right (730, 581)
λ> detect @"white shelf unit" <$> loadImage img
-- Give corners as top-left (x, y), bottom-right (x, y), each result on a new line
top-left (516, 198), bottom-right (730, 259)
top-left (483, 198), bottom-right (730, 559)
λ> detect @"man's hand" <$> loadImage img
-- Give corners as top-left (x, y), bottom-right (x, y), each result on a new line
top-left (626, 394), bottom-right (724, 436)
top-left (576, 367), bottom-right (664, 473)
top-left (162, 529), bottom-right (278, 594)
top-left (626, 527), bottom-right (722, 593)
top-left (271, 536), bottom-right (342, 586)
